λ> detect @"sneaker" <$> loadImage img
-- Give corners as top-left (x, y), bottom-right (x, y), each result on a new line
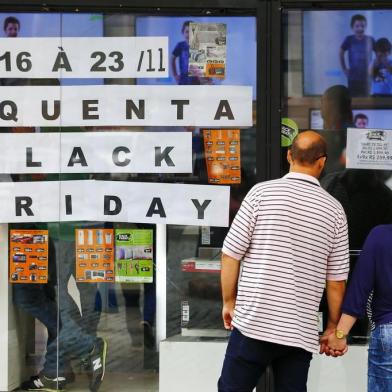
top-left (88, 337), bottom-right (108, 392)
top-left (20, 374), bottom-right (66, 391)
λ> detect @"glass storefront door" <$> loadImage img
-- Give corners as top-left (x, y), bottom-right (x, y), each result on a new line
top-left (1, 9), bottom-right (257, 392)
top-left (282, 6), bottom-right (392, 391)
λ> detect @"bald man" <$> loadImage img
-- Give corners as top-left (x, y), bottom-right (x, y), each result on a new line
top-left (218, 131), bottom-right (349, 392)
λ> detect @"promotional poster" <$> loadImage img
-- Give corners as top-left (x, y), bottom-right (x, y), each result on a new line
top-left (203, 129), bottom-right (241, 184)
top-left (9, 229), bottom-right (48, 284)
top-left (75, 228), bottom-right (114, 282)
top-left (188, 22), bottom-right (227, 79)
top-left (115, 229), bottom-right (153, 283)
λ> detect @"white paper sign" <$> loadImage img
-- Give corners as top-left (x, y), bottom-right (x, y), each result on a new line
top-left (0, 181), bottom-right (60, 223)
top-left (91, 181), bottom-right (230, 227)
top-left (0, 37), bottom-right (168, 78)
top-left (346, 128), bottom-right (392, 170)
top-left (0, 180), bottom-right (230, 227)
top-left (0, 85), bottom-right (252, 127)
top-left (0, 132), bottom-right (192, 173)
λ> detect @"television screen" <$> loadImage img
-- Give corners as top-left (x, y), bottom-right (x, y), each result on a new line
top-left (303, 10), bottom-right (392, 96)
top-left (0, 13), bottom-right (104, 86)
top-left (309, 108), bottom-right (392, 130)
top-left (136, 16), bottom-right (257, 99)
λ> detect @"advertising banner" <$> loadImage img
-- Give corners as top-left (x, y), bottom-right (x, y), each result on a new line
top-left (9, 229), bottom-right (48, 284)
top-left (115, 229), bottom-right (153, 283)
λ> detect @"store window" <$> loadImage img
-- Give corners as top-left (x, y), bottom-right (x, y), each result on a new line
top-left (283, 7), bottom-right (392, 390)
top-left (1, 11), bottom-right (257, 392)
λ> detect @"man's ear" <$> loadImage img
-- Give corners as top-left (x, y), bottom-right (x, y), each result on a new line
top-left (318, 156), bottom-right (327, 170)
top-left (287, 149), bottom-right (293, 164)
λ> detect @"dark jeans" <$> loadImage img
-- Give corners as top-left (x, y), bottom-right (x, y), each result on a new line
top-left (44, 240), bottom-right (101, 377)
top-left (13, 284), bottom-right (58, 346)
top-left (218, 328), bottom-right (312, 392)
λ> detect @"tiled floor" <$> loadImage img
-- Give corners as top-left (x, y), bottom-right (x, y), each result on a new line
top-left (66, 371), bottom-right (158, 392)
top-left (15, 291), bottom-right (159, 391)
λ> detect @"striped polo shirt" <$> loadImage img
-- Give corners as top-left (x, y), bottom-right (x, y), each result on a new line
top-left (222, 172), bottom-right (349, 353)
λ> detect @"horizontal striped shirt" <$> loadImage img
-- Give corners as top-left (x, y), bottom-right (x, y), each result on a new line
top-left (222, 172), bottom-right (349, 353)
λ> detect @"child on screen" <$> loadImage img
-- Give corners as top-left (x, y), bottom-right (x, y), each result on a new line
top-left (370, 38), bottom-right (392, 96)
top-left (340, 14), bottom-right (375, 97)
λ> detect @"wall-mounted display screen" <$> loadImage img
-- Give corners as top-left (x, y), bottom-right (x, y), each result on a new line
top-left (136, 16), bottom-right (257, 98)
top-left (309, 108), bottom-right (392, 130)
top-left (303, 10), bottom-right (392, 97)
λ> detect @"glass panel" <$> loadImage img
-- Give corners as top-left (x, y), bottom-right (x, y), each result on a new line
top-left (2, 11), bottom-right (257, 392)
top-left (1, 12), bottom-right (62, 392)
top-left (283, 9), bottom-right (392, 342)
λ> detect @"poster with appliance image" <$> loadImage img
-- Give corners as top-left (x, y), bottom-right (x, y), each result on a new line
top-left (115, 229), bottom-right (153, 283)
top-left (9, 229), bottom-right (48, 284)
top-left (188, 22), bottom-right (227, 79)
top-left (75, 228), bottom-right (114, 283)
top-left (203, 129), bottom-right (241, 184)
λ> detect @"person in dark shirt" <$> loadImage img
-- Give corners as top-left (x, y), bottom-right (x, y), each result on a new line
top-left (3, 15), bottom-right (20, 37)
top-left (171, 20), bottom-right (200, 85)
top-left (325, 225), bottom-right (392, 391)
top-left (340, 14), bottom-right (375, 97)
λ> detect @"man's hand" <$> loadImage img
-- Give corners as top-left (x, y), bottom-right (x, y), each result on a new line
top-left (222, 300), bottom-right (235, 330)
top-left (319, 327), bottom-right (335, 355)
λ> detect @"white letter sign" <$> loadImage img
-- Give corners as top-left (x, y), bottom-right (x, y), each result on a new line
top-left (0, 181), bottom-right (230, 227)
top-left (0, 85), bottom-right (252, 127)
top-left (0, 37), bottom-right (168, 78)
top-left (0, 132), bottom-right (192, 174)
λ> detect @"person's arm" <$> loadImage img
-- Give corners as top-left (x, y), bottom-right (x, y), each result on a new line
top-left (320, 280), bottom-right (347, 356)
top-left (327, 313), bottom-right (357, 352)
top-left (320, 208), bottom-right (349, 355)
top-left (339, 47), bottom-right (349, 76)
top-left (171, 54), bottom-right (180, 83)
top-left (369, 60), bottom-right (375, 77)
top-left (327, 227), bottom-right (379, 355)
top-left (220, 187), bottom-right (258, 329)
top-left (326, 280), bottom-right (347, 330)
top-left (221, 252), bottom-right (241, 330)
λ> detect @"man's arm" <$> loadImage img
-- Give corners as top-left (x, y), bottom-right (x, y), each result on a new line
top-left (320, 280), bottom-right (346, 355)
top-left (326, 280), bottom-right (346, 329)
top-left (221, 252), bottom-right (241, 330)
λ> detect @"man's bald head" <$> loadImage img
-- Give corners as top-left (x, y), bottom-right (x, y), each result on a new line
top-left (290, 131), bottom-right (327, 166)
